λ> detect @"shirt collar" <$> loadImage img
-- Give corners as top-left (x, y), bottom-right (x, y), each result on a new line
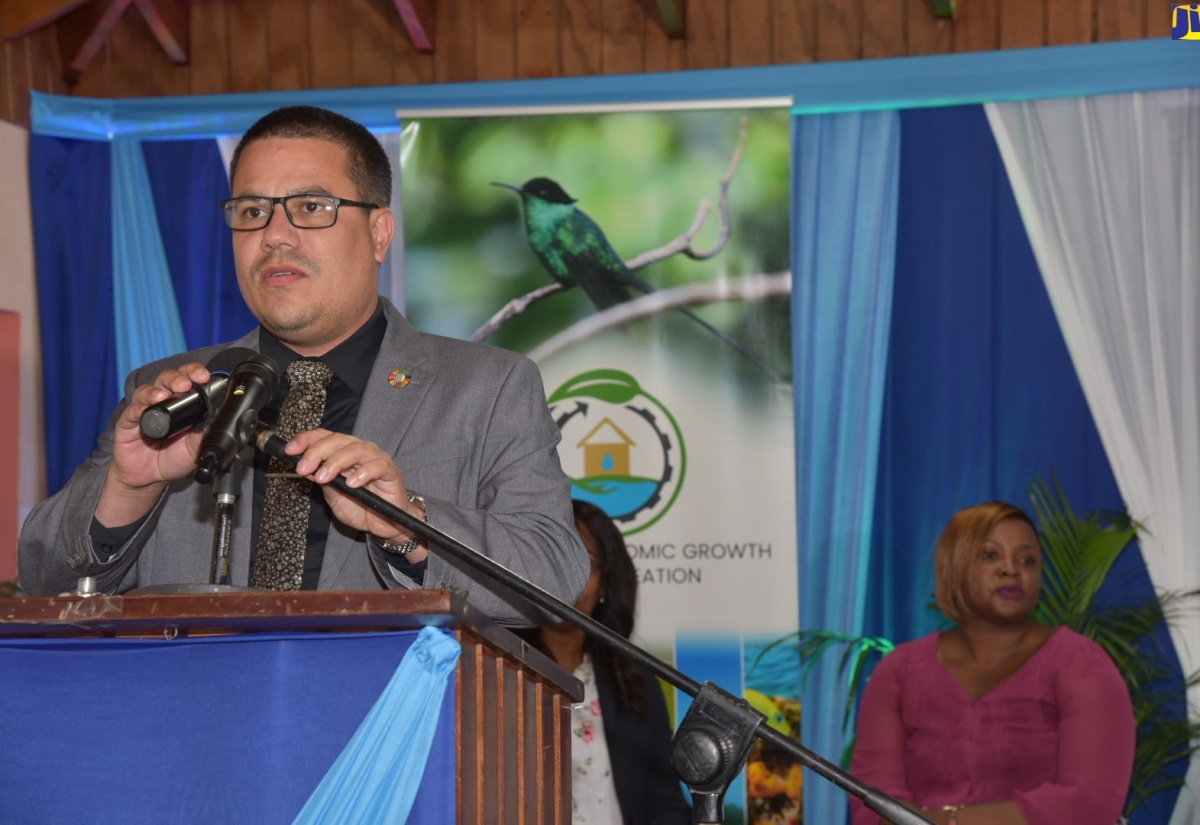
top-left (258, 298), bottom-right (387, 396)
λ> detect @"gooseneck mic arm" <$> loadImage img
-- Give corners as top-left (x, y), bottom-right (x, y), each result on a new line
top-left (254, 425), bottom-right (932, 825)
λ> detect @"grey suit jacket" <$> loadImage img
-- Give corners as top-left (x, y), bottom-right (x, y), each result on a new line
top-left (18, 299), bottom-right (589, 625)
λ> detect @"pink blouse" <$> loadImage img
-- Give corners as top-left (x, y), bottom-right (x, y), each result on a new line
top-left (849, 627), bottom-right (1134, 825)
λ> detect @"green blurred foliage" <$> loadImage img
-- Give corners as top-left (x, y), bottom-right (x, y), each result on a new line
top-left (400, 108), bottom-right (792, 359)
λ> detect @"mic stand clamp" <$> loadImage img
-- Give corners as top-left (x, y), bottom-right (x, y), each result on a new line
top-left (671, 682), bottom-right (764, 825)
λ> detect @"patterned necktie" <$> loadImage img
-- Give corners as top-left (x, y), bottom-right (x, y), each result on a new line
top-left (250, 359), bottom-right (335, 591)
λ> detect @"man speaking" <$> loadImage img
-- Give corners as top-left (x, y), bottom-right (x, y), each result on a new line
top-left (18, 105), bottom-right (588, 626)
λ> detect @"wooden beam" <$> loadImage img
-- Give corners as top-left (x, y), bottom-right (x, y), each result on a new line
top-left (392, 0), bottom-right (432, 52)
top-left (63, 0), bottom-right (133, 85)
top-left (2, 0), bottom-right (92, 40)
top-left (133, 0), bottom-right (187, 62)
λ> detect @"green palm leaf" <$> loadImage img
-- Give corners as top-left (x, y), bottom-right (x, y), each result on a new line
top-left (1029, 476), bottom-right (1199, 815)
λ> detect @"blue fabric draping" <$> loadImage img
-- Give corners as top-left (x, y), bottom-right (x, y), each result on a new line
top-left (792, 110), bottom-right (901, 825)
top-left (0, 630), bottom-right (457, 824)
top-left (19, 37), bottom-right (1197, 824)
top-left (32, 136), bottom-right (250, 494)
top-left (29, 41), bottom-right (1200, 141)
top-left (293, 626), bottom-right (460, 824)
top-left (142, 138), bottom-right (256, 350)
top-left (110, 137), bottom-right (188, 383)
top-left (872, 104), bottom-right (1153, 641)
top-left (870, 104), bottom-right (1172, 823)
top-left (28, 135), bottom-right (117, 495)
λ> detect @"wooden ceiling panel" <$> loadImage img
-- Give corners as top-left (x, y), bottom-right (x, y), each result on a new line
top-left (2, 0), bottom-right (91, 40)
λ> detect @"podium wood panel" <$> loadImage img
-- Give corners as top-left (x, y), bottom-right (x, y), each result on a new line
top-left (0, 589), bottom-right (581, 824)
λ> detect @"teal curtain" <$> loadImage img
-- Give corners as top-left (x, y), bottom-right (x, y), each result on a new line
top-left (292, 626), bottom-right (461, 825)
top-left (111, 136), bottom-right (187, 382)
top-left (792, 110), bottom-right (900, 824)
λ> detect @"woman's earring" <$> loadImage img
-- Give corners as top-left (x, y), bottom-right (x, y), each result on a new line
top-left (598, 596), bottom-right (606, 604)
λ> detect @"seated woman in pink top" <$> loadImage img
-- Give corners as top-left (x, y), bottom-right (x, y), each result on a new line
top-left (849, 501), bottom-right (1135, 825)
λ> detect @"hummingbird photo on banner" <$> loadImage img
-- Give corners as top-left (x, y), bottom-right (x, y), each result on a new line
top-left (493, 177), bottom-right (787, 383)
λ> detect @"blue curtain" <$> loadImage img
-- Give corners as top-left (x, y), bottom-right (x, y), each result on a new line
top-left (29, 136), bottom-right (117, 495)
top-left (868, 104), bottom-right (1173, 824)
top-left (870, 105), bottom-right (1150, 642)
top-left (110, 137), bottom-right (188, 383)
top-left (792, 109), bottom-right (901, 825)
top-left (142, 138), bottom-right (256, 349)
top-left (29, 136), bottom-right (252, 494)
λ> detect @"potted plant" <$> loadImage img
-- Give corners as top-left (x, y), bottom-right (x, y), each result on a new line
top-left (1028, 477), bottom-right (1200, 816)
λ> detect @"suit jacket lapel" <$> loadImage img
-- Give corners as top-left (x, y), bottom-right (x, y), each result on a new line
top-left (318, 301), bottom-right (434, 587)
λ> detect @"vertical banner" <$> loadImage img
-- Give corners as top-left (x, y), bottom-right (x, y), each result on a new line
top-left (402, 107), bottom-right (799, 824)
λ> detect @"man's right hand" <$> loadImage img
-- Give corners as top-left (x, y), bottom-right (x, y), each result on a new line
top-left (95, 363), bottom-right (213, 528)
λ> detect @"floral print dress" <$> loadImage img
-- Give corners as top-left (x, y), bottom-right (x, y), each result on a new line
top-left (570, 654), bottom-right (624, 825)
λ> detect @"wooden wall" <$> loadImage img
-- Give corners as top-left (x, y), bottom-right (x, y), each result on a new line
top-left (0, 0), bottom-right (1162, 128)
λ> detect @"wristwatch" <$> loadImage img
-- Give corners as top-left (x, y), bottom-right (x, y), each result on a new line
top-left (377, 490), bottom-right (428, 556)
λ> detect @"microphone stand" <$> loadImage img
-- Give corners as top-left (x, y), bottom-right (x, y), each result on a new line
top-left (203, 409), bottom-right (262, 588)
top-left (255, 425), bottom-right (933, 825)
top-left (130, 414), bottom-right (259, 597)
top-left (207, 453), bottom-right (243, 586)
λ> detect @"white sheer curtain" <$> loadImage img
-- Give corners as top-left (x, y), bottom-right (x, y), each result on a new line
top-left (986, 88), bottom-right (1200, 825)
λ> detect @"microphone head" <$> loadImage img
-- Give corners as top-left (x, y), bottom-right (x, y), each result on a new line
top-left (191, 351), bottom-right (282, 484)
top-left (207, 346), bottom-right (259, 376)
top-left (231, 353), bottom-right (281, 399)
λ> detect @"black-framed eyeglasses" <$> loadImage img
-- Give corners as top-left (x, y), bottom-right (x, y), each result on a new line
top-left (220, 194), bottom-right (380, 231)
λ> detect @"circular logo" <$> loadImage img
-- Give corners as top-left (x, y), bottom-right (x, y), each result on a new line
top-left (549, 369), bottom-right (685, 534)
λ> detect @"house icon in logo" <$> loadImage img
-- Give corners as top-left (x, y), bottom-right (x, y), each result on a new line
top-left (550, 368), bottom-right (686, 533)
top-left (576, 417), bottom-right (636, 477)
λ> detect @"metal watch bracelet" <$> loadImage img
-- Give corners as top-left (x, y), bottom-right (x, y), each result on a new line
top-left (377, 490), bottom-right (428, 556)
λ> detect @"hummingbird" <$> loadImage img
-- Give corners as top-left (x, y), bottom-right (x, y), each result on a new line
top-left (493, 177), bottom-right (786, 383)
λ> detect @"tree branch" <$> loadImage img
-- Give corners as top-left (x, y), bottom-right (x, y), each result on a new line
top-left (624, 116), bottom-right (748, 269)
top-left (470, 282), bottom-right (564, 343)
top-left (526, 272), bottom-right (791, 364)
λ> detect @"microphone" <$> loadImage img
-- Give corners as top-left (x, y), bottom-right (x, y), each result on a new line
top-left (193, 353), bottom-right (280, 484)
top-left (139, 347), bottom-right (261, 440)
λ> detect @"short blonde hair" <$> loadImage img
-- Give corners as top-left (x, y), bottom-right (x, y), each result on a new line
top-left (934, 501), bottom-right (1037, 623)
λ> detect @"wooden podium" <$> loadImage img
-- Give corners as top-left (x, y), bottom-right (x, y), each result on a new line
top-left (0, 589), bottom-right (582, 824)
